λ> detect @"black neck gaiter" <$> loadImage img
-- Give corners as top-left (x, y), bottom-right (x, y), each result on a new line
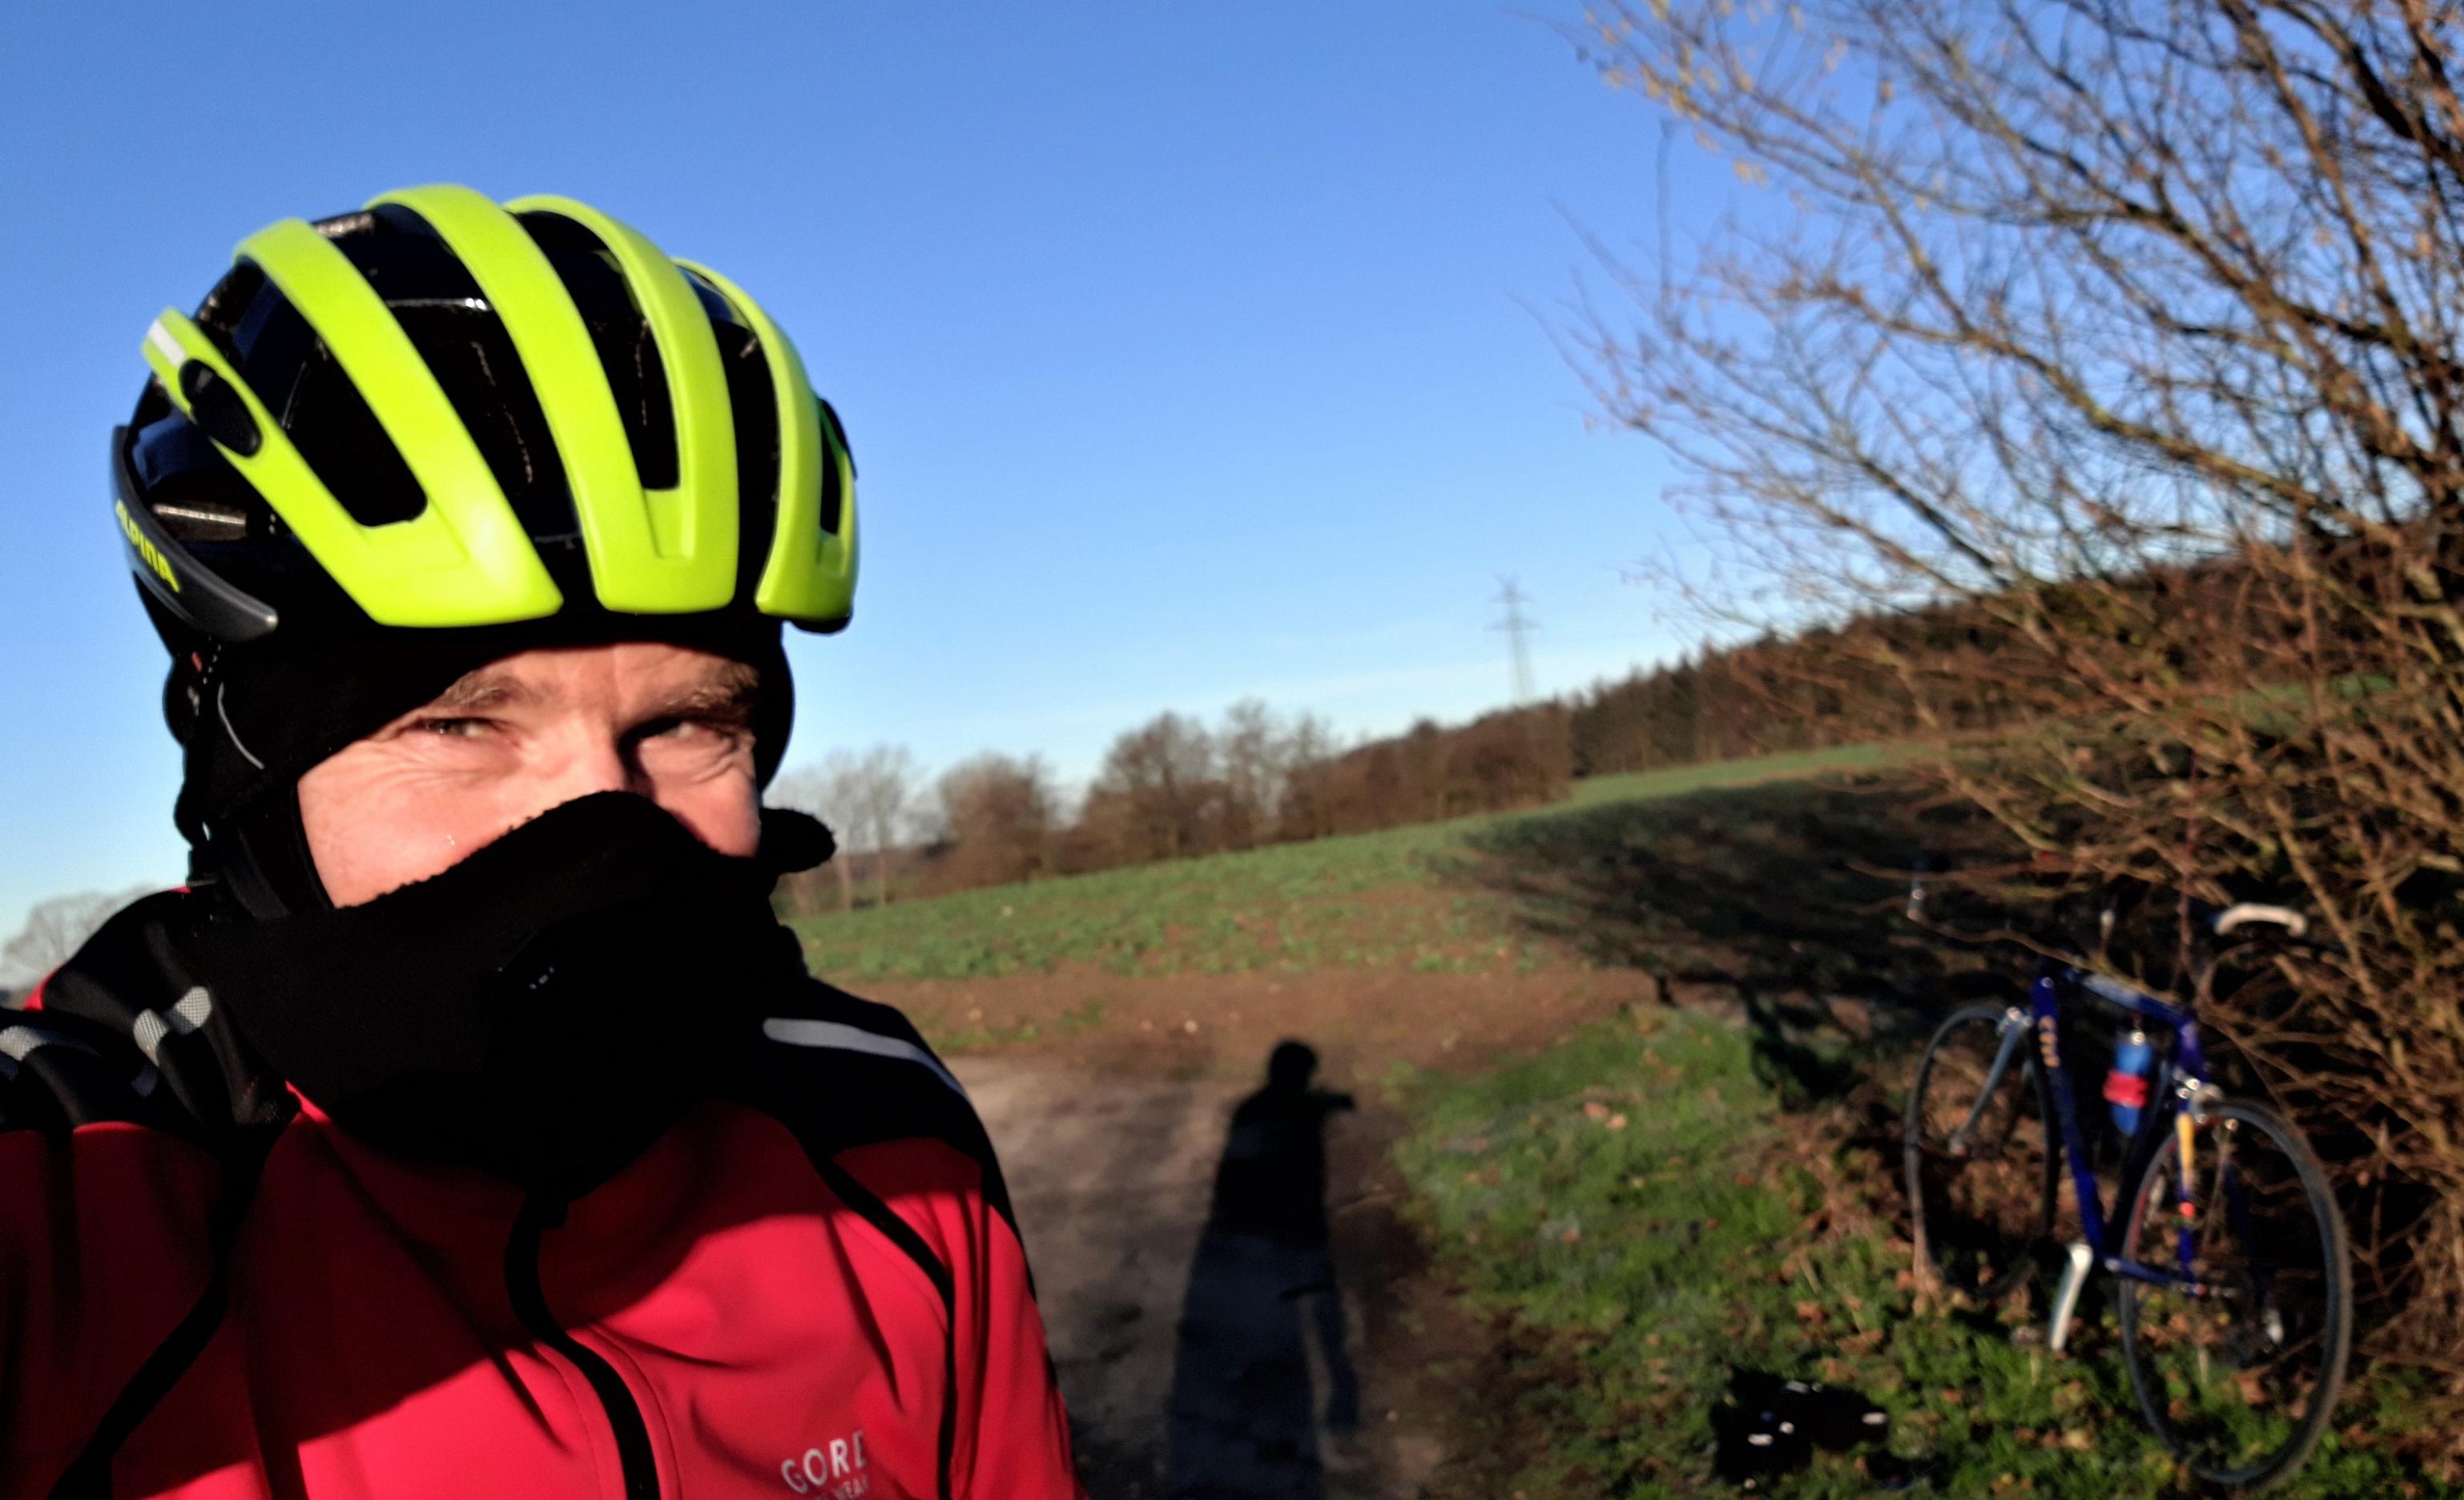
top-left (180, 792), bottom-right (824, 1196)
top-left (172, 616), bottom-right (798, 917)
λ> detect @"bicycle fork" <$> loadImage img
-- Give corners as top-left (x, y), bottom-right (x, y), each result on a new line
top-left (1947, 1008), bottom-right (2031, 1155)
top-left (2049, 1242), bottom-right (2095, 1354)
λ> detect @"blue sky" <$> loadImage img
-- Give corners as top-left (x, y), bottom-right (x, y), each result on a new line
top-left (0, 1), bottom-right (1726, 938)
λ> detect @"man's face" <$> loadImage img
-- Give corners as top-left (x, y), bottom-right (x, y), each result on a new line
top-left (297, 640), bottom-right (764, 907)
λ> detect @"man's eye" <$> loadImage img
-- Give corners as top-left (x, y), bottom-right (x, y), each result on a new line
top-left (412, 717), bottom-right (493, 740)
top-left (643, 716), bottom-right (739, 742)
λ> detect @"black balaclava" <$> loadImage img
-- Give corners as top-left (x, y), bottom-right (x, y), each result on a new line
top-left (164, 615), bottom-right (828, 1192)
top-left (168, 611), bottom-right (802, 918)
top-left (183, 792), bottom-right (819, 1192)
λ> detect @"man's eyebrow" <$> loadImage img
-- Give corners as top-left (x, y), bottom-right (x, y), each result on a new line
top-left (646, 661), bottom-right (763, 723)
top-left (402, 658), bottom-right (759, 724)
top-left (422, 669), bottom-right (544, 716)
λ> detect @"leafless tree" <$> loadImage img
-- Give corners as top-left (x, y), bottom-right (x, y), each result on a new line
top-left (934, 752), bottom-right (1057, 889)
top-left (1218, 698), bottom-right (1290, 850)
top-left (1275, 712), bottom-right (1342, 842)
top-left (768, 753), bottom-right (865, 912)
top-left (1089, 712), bottom-right (1221, 862)
top-left (1570, 0), bottom-right (2464, 1352)
top-left (847, 745), bottom-right (921, 908)
top-left (2, 885), bottom-right (158, 990)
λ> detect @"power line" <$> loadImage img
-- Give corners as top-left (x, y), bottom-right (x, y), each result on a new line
top-left (1491, 576), bottom-right (1539, 704)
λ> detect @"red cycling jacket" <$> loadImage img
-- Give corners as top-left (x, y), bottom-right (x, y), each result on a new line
top-left (0, 896), bottom-right (1081, 1500)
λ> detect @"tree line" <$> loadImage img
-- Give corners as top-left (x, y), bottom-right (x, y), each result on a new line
top-left (767, 695), bottom-right (1588, 913)
top-left (764, 604), bottom-right (2017, 919)
top-left (762, 605), bottom-right (2010, 923)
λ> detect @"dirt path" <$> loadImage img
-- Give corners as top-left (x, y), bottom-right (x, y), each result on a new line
top-left (952, 1054), bottom-right (1250, 1496)
top-left (936, 970), bottom-right (1656, 1498)
top-left (959, 1052), bottom-right (1439, 1498)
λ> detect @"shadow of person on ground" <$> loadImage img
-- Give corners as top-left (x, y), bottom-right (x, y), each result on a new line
top-left (1166, 1042), bottom-right (1362, 1500)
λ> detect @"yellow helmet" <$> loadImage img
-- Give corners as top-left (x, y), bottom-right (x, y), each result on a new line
top-left (115, 183), bottom-right (856, 645)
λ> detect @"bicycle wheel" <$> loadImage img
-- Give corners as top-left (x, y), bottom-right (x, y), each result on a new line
top-left (2116, 1098), bottom-right (2352, 1493)
top-left (1904, 1003), bottom-right (2058, 1299)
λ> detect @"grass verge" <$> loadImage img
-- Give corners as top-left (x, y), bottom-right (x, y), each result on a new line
top-left (1391, 1009), bottom-right (2458, 1498)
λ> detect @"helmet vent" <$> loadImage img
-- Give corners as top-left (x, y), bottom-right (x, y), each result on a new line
top-left (177, 361), bottom-right (263, 456)
top-left (817, 399), bottom-right (851, 535)
top-left (340, 203), bottom-right (582, 543)
top-left (150, 500), bottom-right (251, 542)
top-left (715, 321), bottom-right (780, 595)
top-left (218, 272), bottom-right (432, 530)
top-left (513, 209), bottom-right (682, 491)
top-left (285, 332), bottom-right (431, 527)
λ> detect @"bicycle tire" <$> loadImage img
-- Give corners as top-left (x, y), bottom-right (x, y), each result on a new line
top-left (1903, 1002), bottom-right (2059, 1300)
top-left (2116, 1097), bottom-right (2353, 1493)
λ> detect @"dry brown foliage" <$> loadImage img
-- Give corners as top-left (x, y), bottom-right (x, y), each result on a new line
top-left (1288, 708), bottom-right (1575, 839)
top-left (1564, 0), bottom-right (2464, 1357)
top-left (1069, 701), bottom-right (1570, 869)
top-left (930, 753), bottom-right (1060, 891)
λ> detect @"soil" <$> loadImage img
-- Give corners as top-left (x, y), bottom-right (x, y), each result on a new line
top-left (881, 966), bottom-right (1661, 1084)
top-left (923, 966), bottom-right (1655, 1499)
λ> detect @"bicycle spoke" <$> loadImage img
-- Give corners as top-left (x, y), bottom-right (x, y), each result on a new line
top-left (2118, 1102), bottom-right (2351, 1489)
top-left (1906, 1008), bottom-right (2052, 1300)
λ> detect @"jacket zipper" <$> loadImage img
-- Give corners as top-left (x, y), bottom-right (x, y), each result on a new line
top-left (506, 1196), bottom-right (662, 1500)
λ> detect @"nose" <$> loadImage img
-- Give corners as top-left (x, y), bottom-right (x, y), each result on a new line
top-left (536, 730), bottom-right (651, 808)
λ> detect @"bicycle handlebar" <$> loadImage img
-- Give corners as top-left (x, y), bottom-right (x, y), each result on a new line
top-left (1902, 857), bottom-right (2330, 955)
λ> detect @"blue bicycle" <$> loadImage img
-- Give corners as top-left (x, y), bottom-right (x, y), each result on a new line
top-left (1902, 895), bottom-right (2353, 1492)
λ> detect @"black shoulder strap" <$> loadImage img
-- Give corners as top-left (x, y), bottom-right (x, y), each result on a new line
top-left (44, 1109), bottom-right (292, 1500)
top-left (725, 977), bottom-right (1021, 1235)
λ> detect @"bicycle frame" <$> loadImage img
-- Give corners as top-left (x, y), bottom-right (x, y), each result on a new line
top-left (1959, 958), bottom-right (2217, 1352)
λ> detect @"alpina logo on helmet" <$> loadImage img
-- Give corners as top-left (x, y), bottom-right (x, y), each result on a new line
top-left (116, 498), bottom-right (179, 592)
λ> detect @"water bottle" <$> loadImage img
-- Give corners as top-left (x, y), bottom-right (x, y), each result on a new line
top-left (2104, 1027), bottom-right (2153, 1135)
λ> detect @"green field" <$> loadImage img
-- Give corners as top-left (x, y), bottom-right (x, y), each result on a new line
top-left (789, 745), bottom-right (1894, 982)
